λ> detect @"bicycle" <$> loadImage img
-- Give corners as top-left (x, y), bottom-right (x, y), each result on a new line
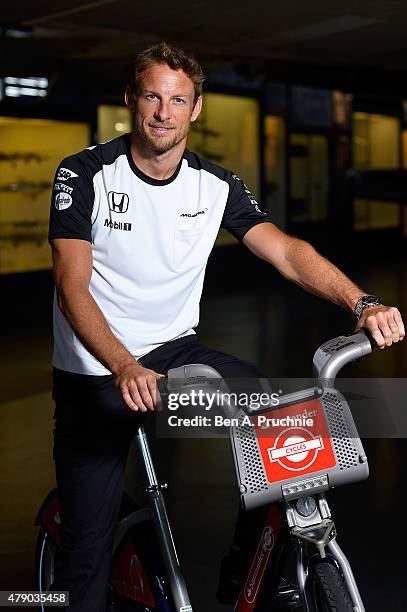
top-left (35, 329), bottom-right (377, 611)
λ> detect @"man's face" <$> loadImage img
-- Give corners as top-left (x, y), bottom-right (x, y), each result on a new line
top-left (129, 63), bottom-right (202, 155)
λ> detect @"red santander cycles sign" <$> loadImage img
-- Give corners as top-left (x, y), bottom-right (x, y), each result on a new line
top-left (254, 399), bottom-right (336, 483)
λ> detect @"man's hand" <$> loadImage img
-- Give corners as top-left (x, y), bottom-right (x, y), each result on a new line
top-left (115, 363), bottom-right (164, 412)
top-left (356, 305), bottom-right (405, 349)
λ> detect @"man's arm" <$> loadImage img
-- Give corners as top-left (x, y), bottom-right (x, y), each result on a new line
top-left (243, 222), bottom-right (405, 348)
top-left (51, 238), bottom-right (162, 411)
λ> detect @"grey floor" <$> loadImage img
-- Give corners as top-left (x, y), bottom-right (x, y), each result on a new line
top-left (1, 247), bottom-right (407, 611)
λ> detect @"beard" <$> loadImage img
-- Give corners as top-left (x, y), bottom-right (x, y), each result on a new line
top-left (134, 120), bottom-right (189, 155)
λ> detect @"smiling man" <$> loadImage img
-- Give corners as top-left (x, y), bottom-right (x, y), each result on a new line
top-left (48, 43), bottom-right (404, 611)
top-left (129, 61), bottom-right (202, 156)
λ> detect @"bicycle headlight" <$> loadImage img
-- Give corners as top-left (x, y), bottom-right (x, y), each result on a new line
top-left (295, 496), bottom-right (317, 517)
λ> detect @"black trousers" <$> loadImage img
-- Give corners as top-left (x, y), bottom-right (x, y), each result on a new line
top-left (50, 335), bottom-right (267, 611)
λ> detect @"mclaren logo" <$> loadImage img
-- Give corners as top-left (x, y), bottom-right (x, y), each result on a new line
top-left (108, 191), bottom-right (129, 213)
top-left (180, 208), bottom-right (208, 218)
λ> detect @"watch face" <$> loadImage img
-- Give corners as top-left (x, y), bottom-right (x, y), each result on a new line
top-left (362, 296), bottom-right (379, 306)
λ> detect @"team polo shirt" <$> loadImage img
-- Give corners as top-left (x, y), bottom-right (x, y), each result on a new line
top-left (48, 133), bottom-right (273, 375)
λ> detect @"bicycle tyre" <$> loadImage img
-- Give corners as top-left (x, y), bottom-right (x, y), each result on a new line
top-left (35, 530), bottom-right (56, 595)
top-left (308, 560), bottom-right (354, 612)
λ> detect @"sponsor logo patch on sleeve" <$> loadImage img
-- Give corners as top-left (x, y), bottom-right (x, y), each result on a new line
top-left (54, 192), bottom-right (73, 210)
top-left (54, 182), bottom-right (74, 195)
top-left (232, 174), bottom-right (267, 215)
top-left (57, 167), bottom-right (79, 181)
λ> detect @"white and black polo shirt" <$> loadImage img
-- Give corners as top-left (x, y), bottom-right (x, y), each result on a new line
top-left (49, 133), bottom-right (273, 375)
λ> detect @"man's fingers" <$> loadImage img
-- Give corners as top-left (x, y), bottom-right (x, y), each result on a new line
top-left (134, 377), bottom-right (154, 411)
top-left (121, 386), bottom-right (142, 411)
top-left (364, 316), bottom-right (385, 349)
top-left (116, 366), bottom-right (165, 412)
top-left (146, 375), bottom-right (159, 407)
top-left (388, 315), bottom-right (401, 343)
top-left (392, 308), bottom-right (405, 340)
top-left (127, 380), bottom-right (149, 412)
top-left (376, 312), bottom-right (393, 347)
top-left (363, 307), bottom-right (406, 349)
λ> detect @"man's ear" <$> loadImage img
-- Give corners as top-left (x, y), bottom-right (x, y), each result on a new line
top-left (125, 86), bottom-right (136, 112)
top-left (191, 95), bottom-right (202, 123)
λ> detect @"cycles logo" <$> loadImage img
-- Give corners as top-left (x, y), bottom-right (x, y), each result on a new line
top-left (268, 427), bottom-right (324, 472)
top-left (255, 399), bottom-right (337, 483)
top-left (108, 191), bottom-right (129, 213)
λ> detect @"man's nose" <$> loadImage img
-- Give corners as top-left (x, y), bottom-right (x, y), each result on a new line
top-left (154, 100), bottom-right (171, 121)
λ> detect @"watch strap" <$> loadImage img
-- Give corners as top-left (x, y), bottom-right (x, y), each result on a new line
top-left (354, 295), bottom-right (381, 320)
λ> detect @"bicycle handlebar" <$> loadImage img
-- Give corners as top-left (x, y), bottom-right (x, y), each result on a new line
top-left (312, 328), bottom-right (374, 383)
top-left (158, 329), bottom-right (377, 416)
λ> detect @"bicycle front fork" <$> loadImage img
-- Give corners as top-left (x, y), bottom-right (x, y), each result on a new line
top-left (285, 493), bottom-right (366, 612)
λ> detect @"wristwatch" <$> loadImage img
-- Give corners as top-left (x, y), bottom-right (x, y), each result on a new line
top-left (354, 295), bottom-right (381, 320)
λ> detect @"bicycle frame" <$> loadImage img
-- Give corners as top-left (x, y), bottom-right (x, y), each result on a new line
top-left (36, 330), bottom-right (375, 612)
top-left (161, 330), bottom-right (373, 611)
top-left (134, 427), bottom-right (193, 612)
top-left (227, 330), bottom-right (374, 612)
top-left (233, 503), bottom-right (288, 611)
top-left (231, 487), bottom-right (366, 612)
top-left (35, 429), bottom-right (193, 612)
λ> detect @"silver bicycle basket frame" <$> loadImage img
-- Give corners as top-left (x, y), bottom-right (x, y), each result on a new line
top-left (230, 386), bottom-right (369, 511)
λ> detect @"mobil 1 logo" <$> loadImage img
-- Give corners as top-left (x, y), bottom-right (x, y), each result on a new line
top-left (104, 219), bottom-right (132, 231)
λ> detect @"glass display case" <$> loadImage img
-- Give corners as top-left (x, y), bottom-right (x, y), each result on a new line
top-left (353, 112), bottom-right (401, 231)
top-left (0, 117), bottom-right (89, 274)
top-left (187, 93), bottom-right (260, 246)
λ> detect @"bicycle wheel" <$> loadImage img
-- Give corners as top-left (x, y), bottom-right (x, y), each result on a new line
top-left (308, 561), bottom-right (354, 612)
top-left (35, 530), bottom-right (56, 595)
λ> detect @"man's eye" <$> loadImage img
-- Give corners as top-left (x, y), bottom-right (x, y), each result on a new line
top-left (174, 98), bottom-right (186, 104)
top-left (146, 94), bottom-right (157, 100)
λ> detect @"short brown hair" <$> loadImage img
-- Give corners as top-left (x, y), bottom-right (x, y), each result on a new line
top-left (127, 42), bottom-right (205, 105)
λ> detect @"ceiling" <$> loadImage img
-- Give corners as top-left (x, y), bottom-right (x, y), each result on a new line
top-left (2, 0), bottom-right (407, 99)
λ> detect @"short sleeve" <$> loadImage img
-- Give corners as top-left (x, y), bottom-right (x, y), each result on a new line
top-left (221, 174), bottom-right (273, 241)
top-left (48, 155), bottom-right (95, 243)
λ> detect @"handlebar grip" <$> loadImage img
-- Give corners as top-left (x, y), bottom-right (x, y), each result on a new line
top-left (157, 376), bottom-right (167, 391)
top-left (359, 326), bottom-right (377, 352)
top-left (313, 328), bottom-right (374, 381)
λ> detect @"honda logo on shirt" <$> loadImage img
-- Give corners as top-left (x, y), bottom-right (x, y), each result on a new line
top-left (108, 191), bottom-right (129, 213)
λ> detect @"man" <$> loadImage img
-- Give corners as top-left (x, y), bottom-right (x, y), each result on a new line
top-left (48, 42), bottom-right (404, 611)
